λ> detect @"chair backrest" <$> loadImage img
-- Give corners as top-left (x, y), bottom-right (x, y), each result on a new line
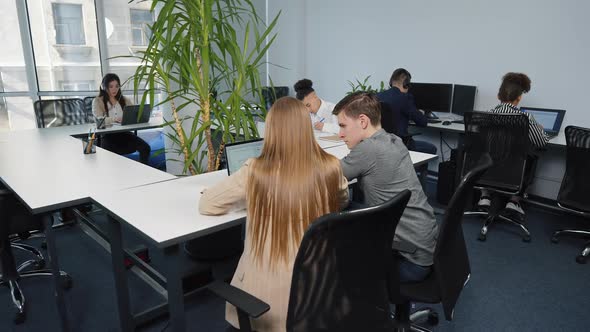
top-left (261, 86), bottom-right (289, 109)
top-left (461, 111), bottom-right (529, 193)
top-left (33, 98), bottom-right (87, 128)
top-left (434, 153), bottom-right (493, 320)
top-left (83, 96), bottom-right (95, 122)
top-left (286, 190), bottom-right (412, 332)
top-left (380, 101), bottom-right (396, 135)
top-left (557, 126), bottom-right (590, 213)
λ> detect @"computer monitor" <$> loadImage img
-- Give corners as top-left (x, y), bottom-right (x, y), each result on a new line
top-left (451, 85), bottom-right (477, 116)
top-left (408, 83), bottom-right (453, 113)
top-left (224, 138), bottom-right (264, 176)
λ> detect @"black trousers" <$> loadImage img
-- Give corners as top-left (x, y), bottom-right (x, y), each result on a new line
top-left (101, 132), bottom-right (151, 165)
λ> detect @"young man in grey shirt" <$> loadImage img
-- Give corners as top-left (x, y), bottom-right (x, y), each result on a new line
top-left (332, 92), bottom-right (439, 282)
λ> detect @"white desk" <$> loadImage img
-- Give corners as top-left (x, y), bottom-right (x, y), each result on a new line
top-left (0, 133), bottom-right (175, 214)
top-left (0, 127), bottom-right (175, 332)
top-left (0, 117), bottom-right (165, 140)
top-left (92, 172), bottom-right (244, 331)
top-left (413, 121), bottom-right (566, 146)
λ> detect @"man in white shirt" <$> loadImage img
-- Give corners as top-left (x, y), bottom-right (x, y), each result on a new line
top-left (294, 78), bottom-right (339, 134)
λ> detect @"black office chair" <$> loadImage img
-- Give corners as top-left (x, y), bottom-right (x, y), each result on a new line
top-left (461, 111), bottom-right (533, 242)
top-left (83, 96), bottom-right (96, 122)
top-left (392, 154), bottom-right (493, 332)
top-left (207, 190), bottom-right (412, 332)
top-left (0, 189), bottom-right (72, 323)
top-left (550, 126), bottom-right (590, 263)
top-left (261, 86), bottom-right (289, 110)
top-left (33, 98), bottom-right (88, 128)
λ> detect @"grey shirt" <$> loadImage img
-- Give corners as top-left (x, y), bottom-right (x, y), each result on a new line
top-left (340, 129), bottom-right (438, 266)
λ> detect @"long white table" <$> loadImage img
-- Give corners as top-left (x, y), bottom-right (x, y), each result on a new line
top-left (0, 121), bottom-right (174, 332)
top-left (413, 120), bottom-right (566, 146)
top-left (1, 118), bottom-right (437, 331)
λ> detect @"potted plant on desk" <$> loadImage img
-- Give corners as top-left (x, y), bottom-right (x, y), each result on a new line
top-left (129, 0), bottom-right (279, 174)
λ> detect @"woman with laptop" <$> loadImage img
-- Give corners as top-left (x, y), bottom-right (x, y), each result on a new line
top-left (199, 97), bottom-right (349, 331)
top-left (476, 72), bottom-right (548, 223)
top-left (92, 73), bottom-right (151, 165)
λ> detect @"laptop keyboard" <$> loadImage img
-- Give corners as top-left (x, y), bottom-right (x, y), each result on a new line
top-left (546, 132), bottom-right (557, 139)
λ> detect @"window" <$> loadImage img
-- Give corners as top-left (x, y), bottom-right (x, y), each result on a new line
top-left (60, 81), bottom-right (93, 91)
top-left (130, 9), bottom-right (153, 46)
top-left (52, 3), bottom-right (85, 45)
top-left (0, 96), bottom-right (36, 131)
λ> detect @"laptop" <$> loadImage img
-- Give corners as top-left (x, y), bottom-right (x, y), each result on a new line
top-left (224, 138), bottom-right (264, 176)
top-left (520, 107), bottom-right (566, 139)
top-left (121, 105), bottom-right (152, 125)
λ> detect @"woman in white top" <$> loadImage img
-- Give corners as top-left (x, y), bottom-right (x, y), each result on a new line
top-left (294, 79), bottom-right (339, 134)
top-left (92, 73), bottom-right (151, 164)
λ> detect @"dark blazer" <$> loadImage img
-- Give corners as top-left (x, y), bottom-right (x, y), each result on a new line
top-left (377, 87), bottom-right (427, 136)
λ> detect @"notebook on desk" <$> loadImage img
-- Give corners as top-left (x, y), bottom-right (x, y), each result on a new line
top-left (224, 139), bottom-right (264, 176)
top-left (121, 105), bottom-right (152, 125)
top-left (520, 107), bottom-right (566, 139)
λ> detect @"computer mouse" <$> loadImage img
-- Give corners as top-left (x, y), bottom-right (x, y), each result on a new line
top-left (442, 120), bottom-right (452, 126)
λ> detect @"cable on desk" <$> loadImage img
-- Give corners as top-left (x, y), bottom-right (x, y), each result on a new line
top-left (439, 131), bottom-right (454, 162)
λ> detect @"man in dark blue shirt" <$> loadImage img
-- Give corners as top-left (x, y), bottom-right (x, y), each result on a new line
top-left (377, 68), bottom-right (436, 154)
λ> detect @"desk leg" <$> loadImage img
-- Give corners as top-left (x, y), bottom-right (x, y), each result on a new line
top-left (162, 244), bottom-right (186, 331)
top-left (417, 164), bottom-right (429, 191)
top-left (43, 214), bottom-right (70, 332)
top-left (108, 215), bottom-right (134, 331)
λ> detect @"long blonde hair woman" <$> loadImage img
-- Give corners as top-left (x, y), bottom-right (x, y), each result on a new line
top-left (199, 97), bottom-right (348, 331)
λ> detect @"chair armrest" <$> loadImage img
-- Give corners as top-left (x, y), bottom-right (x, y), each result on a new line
top-left (207, 280), bottom-right (270, 318)
top-left (393, 239), bottom-right (417, 254)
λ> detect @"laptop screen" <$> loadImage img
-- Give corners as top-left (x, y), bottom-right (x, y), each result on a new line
top-left (224, 139), bottom-right (264, 175)
top-left (520, 107), bottom-right (566, 133)
top-left (121, 105), bottom-right (152, 125)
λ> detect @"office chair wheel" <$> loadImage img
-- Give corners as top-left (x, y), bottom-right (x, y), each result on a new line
top-left (522, 235), bottom-right (531, 243)
top-left (478, 233), bottom-right (486, 241)
top-left (61, 274), bottom-right (73, 290)
top-left (427, 311), bottom-right (439, 325)
top-left (14, 311), bottom-right (26, 324)
top-left (575, 255), bottom-right (588, 264)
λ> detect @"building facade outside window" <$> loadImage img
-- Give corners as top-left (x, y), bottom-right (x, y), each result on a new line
top-left (52, 3), bottom-right (86, 45)
top-left (130, 9), bottom-right (153, 46)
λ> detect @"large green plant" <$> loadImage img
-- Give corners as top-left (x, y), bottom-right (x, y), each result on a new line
top-left (131, 0), bottom-right (279, 174)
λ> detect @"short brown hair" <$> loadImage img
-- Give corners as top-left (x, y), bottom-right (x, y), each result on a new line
top-left (498, 72), bottom-right (531, 103)
top-left (332, 92), bottom-right (381, 126)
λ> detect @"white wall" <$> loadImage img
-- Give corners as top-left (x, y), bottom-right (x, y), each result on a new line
top-left (267, 0), bottom-right (590, 199)
top-left (270, 0), bottom-right (590, 126)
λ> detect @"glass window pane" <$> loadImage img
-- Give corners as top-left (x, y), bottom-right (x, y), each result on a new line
top-left (0, 1), bottom-right (30, 93)
top-left (28, 1), bottom-right (102, 92)
top-left (104, 1), bottom-right (155, 84)
top-left (0, 96), bottom-right (36, 131)
top-left (52, 3), bottom-right (86, 45)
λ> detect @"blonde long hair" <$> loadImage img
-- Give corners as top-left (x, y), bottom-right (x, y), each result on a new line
top-left (247, 97), bottom-right (344, 269)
